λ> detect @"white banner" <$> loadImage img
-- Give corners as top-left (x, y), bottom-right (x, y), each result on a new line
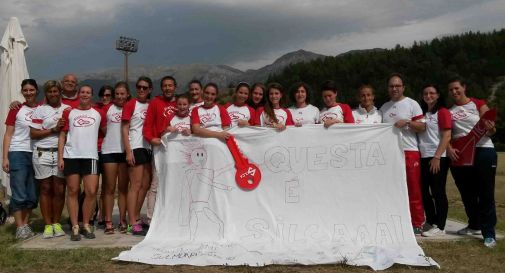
top-left (115, 124), bottom-right (438, 270)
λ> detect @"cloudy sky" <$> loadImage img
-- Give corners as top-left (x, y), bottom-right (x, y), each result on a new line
top-left (2, 0), bottom-right (505, 81)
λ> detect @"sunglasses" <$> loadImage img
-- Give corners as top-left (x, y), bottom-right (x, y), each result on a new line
top-left (137, 85), bottom-right (150, 90)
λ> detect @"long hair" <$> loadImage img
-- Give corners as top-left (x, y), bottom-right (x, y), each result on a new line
top-left (420, 84), bottom-right (446, 114)
top-left (264, 82), bottom-right (287, 124)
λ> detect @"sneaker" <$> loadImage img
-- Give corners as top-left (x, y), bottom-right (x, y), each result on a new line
top-left (422, 227), bottom-right (445, 237)
top-left (126, 224), bottom-right (133, 234)
top-left (82, 224), bottom-right (96, 239)
top-left (132, 224), bottom-right (147, 236)
top-left (43, 224), bottom-right (54, 239)
top-left (457, 227), bottom-right (482, 235)
top-left (23, 225), bottom-right (35, 238)
top-left (15, 227), bottom-right (24, 240)
top-left (70, 225), bottom-right (81, 241)
top-left (53, 223), bottom-right (65, 237)
top-left (484, 238), bottom-right (497, 248)
top-left (413, 226), bottom-right (423, 236)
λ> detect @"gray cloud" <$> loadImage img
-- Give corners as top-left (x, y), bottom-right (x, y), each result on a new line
top-left (1, 0), bottom-right (504, 81)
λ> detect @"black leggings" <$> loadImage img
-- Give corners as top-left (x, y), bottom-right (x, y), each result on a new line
top-left (421, 157), bottom-right (449, 230)
top-left (450, 147), bottom-right (497, 239)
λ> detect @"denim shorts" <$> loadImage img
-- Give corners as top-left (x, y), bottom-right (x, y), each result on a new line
top-left (8, 151), bottom-right (38, 212)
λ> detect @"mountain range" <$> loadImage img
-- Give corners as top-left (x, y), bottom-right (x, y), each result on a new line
top-left (80, 49), bottom-right (326, 93)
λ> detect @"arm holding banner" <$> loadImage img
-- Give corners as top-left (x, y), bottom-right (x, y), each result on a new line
top-left (449, 108), bottom-right (497, 166)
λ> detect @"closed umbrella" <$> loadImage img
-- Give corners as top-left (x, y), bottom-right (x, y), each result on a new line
top-left (0, 17), bottom-right (29, 197)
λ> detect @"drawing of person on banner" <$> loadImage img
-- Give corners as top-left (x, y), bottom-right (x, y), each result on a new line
top-left (179, 141), bottom-right (233, 241)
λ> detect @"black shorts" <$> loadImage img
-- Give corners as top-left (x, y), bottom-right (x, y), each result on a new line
top-left (132, 148), bottom-right (152, 165)
top-left (63, 158), bottom-right (100, 176)
top-left (101, 152), bottom-right (127, 164)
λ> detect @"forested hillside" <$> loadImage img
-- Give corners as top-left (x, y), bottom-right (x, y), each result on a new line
top-left (267, 29), bottom-right (505, 148)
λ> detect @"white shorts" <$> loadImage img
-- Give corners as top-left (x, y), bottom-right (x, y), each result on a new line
top-left (32, 149), bottom-right (64, 179)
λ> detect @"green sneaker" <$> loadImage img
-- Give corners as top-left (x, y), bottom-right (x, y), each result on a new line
top-left (42, 224), bottom-right (54, 239)
top-left (53, 223), bottom-right (65, 237)
top-left (126, 224), bottom-right (133, 235)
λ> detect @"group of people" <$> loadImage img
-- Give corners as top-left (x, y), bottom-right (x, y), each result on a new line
top-left (2, 72), bottom-right (498, 248)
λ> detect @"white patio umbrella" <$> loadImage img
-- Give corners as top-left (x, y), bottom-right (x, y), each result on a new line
top-left (0, 17), bottom-right (29, 197)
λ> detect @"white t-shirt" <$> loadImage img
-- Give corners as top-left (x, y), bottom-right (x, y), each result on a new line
top-left (449, 98), bottom-right (493, 148)
top-left (380, 97), bottom-right (425, 151)
top-left (288, 104), bottom-right (320, 125)
top-left (225, 103), bottom-right (255, 127)
top-left (418, 108), bottom-right (452, 158)
top-left (168, 114), bottom-right (191, 132)
top-left (352, 105), bottom-right (382, 124)
top-left (5, 104), bottom-right (36, 152)
top-left (319, 103), bottom-right (354, 125)
top-left (255, 107), bottom-right (294, 127)
top-left (30, 103), bottom-right (71, 148)
top-left (122, 99), bottom-right (151, 150)
top-left (101, 104), bottom-right (124, 154)
top-left (191, 104), bottom-right (231, 131)
top-left (62, 107), bottom-right (105, 160)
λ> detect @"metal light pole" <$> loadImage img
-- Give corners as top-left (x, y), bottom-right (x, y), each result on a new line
top-left (116, 36), bottom-right (139, 82)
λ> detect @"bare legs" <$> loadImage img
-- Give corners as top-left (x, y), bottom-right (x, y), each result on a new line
top-left (39, 176), bottom-right (66, 225)
top-left (127, 163), bottom-right (151, 224)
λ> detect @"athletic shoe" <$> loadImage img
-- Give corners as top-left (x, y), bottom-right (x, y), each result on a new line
top-left (413, 226), bottom-right (423, 236)
top-left (70, 225), bottom-right (81, 241)
top-left (24, 225), bottom-right (35, 238)
top-left (422, 227), bottom-right (445, 237)
top-left (126, 224), bottom-right (133, 234)
top-left (42, 224), bottom-right (54, 239)
top-left (53, 223), bottom-right (65, 237)
top-left (132, 224), bottom-right (147, 236)
top-left (484, 238), bottom-right (497, 248)
top-left (457, 227), bottom-right (482, 235)
top-left (82, 224), bottom-right (96, 239)
top-left (15, 227), bottom-right (25, 240)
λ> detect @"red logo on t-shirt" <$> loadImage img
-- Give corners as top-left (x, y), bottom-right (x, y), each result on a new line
top-left (112, 112), bottom-right (121, 123)
top-left (452, 109), bottom-right (468, 120)
top-left (200, 113), bottom-right (217, 124)
top-left (229, 111), bottom-right (246, 121)
top-left (140, 110), bottom-right (147, 120)
top-left (163, 106), bottom-right (176, 118)
top-left (73, 116), bottom-right (96, 127)
top-left (174, 121), bottom-right (190, 132)
top-left (25, 111), bottom-right (34, 122)
top-left (321, 112), bottom-right (338, 122)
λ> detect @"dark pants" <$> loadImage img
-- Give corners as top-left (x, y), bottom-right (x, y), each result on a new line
top-left (450, 147), bottom-right (497, 239)
top-left (421, 157), bottom-right (449, 230)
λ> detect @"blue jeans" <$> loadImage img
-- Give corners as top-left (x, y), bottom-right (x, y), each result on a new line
top-left (8, 151), bottom-right (38, 212)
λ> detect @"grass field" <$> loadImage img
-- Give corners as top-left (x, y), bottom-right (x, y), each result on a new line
top-left (1, 154), bottom-right (504, 273)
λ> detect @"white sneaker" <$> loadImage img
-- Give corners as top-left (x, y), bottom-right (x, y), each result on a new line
top-left (484, 238), bottom-right (497, 248)
top-left (457, 227), bottom-right (482, 235)
top-left (422, 227), bottom-right (445, 237)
